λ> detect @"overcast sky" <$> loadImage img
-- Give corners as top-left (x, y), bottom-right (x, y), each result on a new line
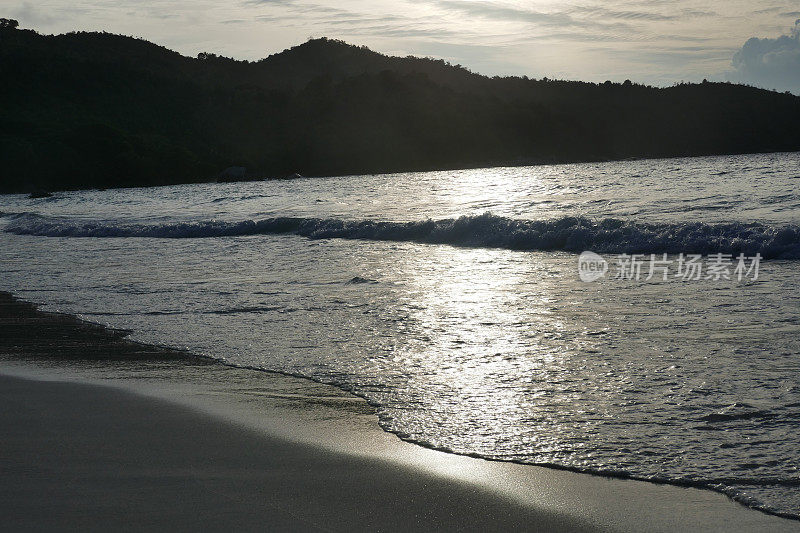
top-left (7, 0), bottom-right (800, 92)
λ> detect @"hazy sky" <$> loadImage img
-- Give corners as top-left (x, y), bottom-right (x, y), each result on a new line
top-left (7, 0), bottom-right (800, 91)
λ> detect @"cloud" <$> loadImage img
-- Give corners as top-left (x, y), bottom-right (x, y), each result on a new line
top-left (568, 6), bottom-right (678, 22)
top-left (10, 2), bottom-right (59, 26)
top-left (728, 20), bottom-right (800, 94)
top-left (432, 1), bottom-right (578, 28)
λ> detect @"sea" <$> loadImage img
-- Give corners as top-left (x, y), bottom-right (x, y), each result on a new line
top-left (1, 151), bottom-right (799, 518)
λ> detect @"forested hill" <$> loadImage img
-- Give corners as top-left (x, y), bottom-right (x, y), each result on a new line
top-left (2, 25), bottom-right (800, 192)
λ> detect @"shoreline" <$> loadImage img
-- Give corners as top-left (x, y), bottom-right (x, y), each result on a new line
top-left (3, 149), bottom-right (799, 196)
top-left (1, 291), bottom-right (799, 531)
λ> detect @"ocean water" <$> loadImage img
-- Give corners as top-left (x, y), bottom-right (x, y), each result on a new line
top-left (1, 152), bottom-right (800, 518)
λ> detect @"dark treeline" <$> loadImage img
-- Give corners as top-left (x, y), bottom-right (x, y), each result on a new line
top-left (2, 24), bottom-right (800, 192)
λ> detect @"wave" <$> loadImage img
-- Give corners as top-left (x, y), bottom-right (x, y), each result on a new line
top-left (78, 306), bottom-right (283, 317)
top-left (4, 212), bottom-right (800, 258)
top-left (346, 276), bottom-right (379, 284)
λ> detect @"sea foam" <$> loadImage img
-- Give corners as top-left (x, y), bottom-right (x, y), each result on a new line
top-left (4, 212), bottom-right (800, 259)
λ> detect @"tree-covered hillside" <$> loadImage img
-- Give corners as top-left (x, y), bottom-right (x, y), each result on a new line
top-left (1, 24), bottom-right (799, 192)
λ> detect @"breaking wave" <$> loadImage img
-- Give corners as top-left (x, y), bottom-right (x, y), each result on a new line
top-left (4, 212), bottom-right (800, 259)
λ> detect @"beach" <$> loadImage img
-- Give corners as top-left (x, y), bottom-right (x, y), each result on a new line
top-left (1, 292), bottom-right (798, 532)
top-left (3, 8), bottom-right (800, 530)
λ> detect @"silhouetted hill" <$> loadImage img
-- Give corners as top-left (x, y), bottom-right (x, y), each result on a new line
top-left (2, 25), bottom-right (800, 192)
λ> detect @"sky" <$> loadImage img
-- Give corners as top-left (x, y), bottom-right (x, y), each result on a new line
top-left (6, 0), bottom-right (800, 92)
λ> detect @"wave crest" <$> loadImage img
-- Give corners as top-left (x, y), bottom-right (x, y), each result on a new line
top-left (4, 212), bottom-right (800, 259)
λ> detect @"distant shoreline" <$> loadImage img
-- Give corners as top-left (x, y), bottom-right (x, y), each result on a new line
top-left (4, 148), bottom-right (800, 196)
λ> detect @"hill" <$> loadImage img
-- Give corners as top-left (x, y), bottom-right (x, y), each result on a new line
top-left (1, 25), bottom-right (800, 192)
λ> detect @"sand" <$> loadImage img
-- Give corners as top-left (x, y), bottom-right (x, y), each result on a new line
top-left (1, 292), bottom-right (799, 532)
top-left (0, 373), bottom-right (595, 532)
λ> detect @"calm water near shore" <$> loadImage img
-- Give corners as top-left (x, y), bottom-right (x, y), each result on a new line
top-left (1, 152), bottom-right (799, 518)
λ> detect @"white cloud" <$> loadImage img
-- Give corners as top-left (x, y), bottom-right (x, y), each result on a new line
top-left (728, 20), bottom-right (800, 94)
